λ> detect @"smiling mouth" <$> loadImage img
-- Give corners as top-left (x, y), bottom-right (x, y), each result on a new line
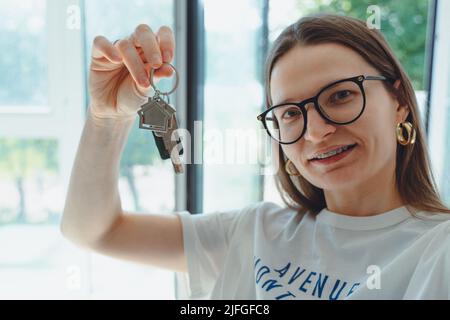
top-left (309, 143), bottom-right (358, 164)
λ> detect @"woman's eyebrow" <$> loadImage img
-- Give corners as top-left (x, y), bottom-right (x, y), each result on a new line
top-left (276, 89), bottom-right (317, 105)
top-left (275, 75), bottom-right (357, 105)
top-left (277, 97), bottom-right (298, 104)
top-left (276, 87), bottom-right (319, 104)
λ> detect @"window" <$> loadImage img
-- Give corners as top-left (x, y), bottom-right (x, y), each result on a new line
top-left (83, 0), bottom-right (177, 299)
top-left (203, 0), bottom-right (271, 212)
top-left (0, 0), bottom-right (48, 110)
top-left (0, 0), bottom-right (86, 299)
top-left (428, 0), bottom-right (450, 206)
top-left (0, 0), bottom-right (178, 299)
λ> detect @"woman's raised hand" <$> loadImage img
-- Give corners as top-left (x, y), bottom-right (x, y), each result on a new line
top-left (88, 24), bottom-right (175, 122)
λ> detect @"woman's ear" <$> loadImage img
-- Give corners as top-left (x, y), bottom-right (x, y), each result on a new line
top-left (391, 80), bottom-right (409, 123)
top-left (396, 104), bottom-right (410, 123)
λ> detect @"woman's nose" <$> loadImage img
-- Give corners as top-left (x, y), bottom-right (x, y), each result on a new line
top-left (303, 104), bottom-right (336, 143)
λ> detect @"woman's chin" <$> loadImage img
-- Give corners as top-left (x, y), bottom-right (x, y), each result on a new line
top-left (310, 167), bottom-right (360, 190)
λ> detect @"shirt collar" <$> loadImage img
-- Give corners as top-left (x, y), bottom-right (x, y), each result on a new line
top-left (316, 205), bottom-right (412, 231)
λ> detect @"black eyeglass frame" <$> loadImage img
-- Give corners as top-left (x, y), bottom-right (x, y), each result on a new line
top-left (257, 75), bottom-right (394, 145)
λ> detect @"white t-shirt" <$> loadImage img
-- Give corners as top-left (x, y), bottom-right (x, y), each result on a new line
top-left (175, 201), bottom-right (450, 300)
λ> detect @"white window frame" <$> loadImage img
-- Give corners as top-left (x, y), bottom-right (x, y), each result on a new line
top-left (428, 0), bottom-right (450, 193)
top-left (173, 0), bottom-right (190, 299)
top-left (0, 0), bottom-right (89, 299)
top-left (0, 0), bottom-right (86, 193)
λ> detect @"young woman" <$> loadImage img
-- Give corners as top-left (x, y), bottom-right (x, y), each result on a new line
top-left (61, 14), bottom-right (450, 300)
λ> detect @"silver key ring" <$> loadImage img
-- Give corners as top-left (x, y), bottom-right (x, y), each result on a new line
top-left (149, 62), bottom-right (179, 96)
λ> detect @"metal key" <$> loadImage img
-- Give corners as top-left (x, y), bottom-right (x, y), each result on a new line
top-left (138, 94), bottom-right (183, 173)
top-left (154, 114), bottom-right (184, 173)
top-left (138, 95), bottom-right (176, 133)
top-left (136, 62), bottom-right (183, 174)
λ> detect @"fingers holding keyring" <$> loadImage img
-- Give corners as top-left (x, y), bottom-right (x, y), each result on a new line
top-left (112, 26), bottom-right (175, 87)
top-left (114, 37), bottom-right (150, 87)
top-left (131, 24), bottom-right (174, 78)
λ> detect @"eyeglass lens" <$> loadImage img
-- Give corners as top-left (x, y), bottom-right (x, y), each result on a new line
top-left (265, 80), bottom-right (364, 143)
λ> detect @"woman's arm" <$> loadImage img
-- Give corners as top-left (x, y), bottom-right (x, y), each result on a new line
top-left (60, 111), bottom-right (134, 245)
top-left (60, 24), bottom-right (187, 273)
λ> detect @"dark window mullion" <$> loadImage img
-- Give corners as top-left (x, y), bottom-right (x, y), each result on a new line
top-left (424, 0), bottom-right (438, 137)
top-left (186, 0), bottom-right (205, 214)
top-left (259, 0), bottom-right (270, 201)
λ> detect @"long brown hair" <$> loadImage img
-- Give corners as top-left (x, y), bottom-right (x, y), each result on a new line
top-left (264, 13), bottom-right (450, 216)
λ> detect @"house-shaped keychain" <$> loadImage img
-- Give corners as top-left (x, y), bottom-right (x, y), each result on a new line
top-left (138, 98), bottom-right (176, 133)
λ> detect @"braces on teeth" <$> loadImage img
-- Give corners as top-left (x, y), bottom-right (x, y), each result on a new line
top-left (314, 145), bottom-right (352, 160)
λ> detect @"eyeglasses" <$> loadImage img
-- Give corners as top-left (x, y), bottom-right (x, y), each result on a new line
top-left (257, 75), bottom-right (393, 144)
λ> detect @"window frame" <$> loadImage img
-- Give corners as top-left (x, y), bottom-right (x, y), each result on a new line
top-left (427, 0), bottom-right (450, 193)
top-left (0, 0), bottom-right (86, 194)
top-left (0, 0), bottom-right (90, 298)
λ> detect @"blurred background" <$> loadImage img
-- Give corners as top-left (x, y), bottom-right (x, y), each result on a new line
top-left (0, 0), bottom-right (449, 299)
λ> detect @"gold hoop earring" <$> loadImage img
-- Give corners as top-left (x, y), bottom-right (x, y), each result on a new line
top-left (285, 159), bottom-right (301, 176)
top-left (396, 121), bottom-right (416, 146)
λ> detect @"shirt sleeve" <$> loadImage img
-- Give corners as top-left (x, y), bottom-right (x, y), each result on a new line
top-left (174, 203), bottom-right (260, 299)
top-left (404, 221), bottom-right (450, 299)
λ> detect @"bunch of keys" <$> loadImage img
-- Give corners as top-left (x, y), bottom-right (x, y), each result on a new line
top-left (137, 62), bottom-right (184, 174)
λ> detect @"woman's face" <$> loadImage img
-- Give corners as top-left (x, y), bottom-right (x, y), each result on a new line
top-left (270, 43), bottom-right (408, 191)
